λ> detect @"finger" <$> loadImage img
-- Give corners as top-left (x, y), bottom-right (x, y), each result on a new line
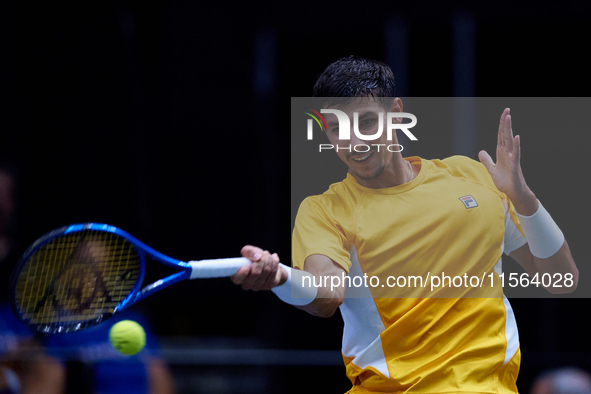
top-left (504, 113), bottom-right (513, 153)
top-left (250, 269), bottom-right (274, 290)
top-left (242, 268), bottom-right (273, 291)
top-left (478, 150), bottom-right (495, 174)
top-left (231, 264), bottom-right (252, 285)
top-left (236, 249), bottom-right (282, 290)
top-left (272, 253), bottom-right (289, 287)
top-left (498, 110), bottom-right (506, 147)
top-left (499, 109), bottom-right (510, 146)
top-left (268, 253), bottom-right (282, 288)
top-left (240, 251), bottom-right (270, 289)
top-left (238, 269), bottom-right (258, 290)
top-left (251, 250), bottom-right (271, 274)
top-left (513, 134), bottom-right (521, 165)
top-left (251, 252), bottom-right (278, 290)
top-left (241, 245), bottom-right (263, 262)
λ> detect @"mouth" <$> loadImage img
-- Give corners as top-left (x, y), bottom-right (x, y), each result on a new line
top-left (349, 152), bottom-right (374, 163)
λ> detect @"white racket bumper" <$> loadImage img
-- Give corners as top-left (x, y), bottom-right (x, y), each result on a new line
top-left (189, 257), bottom-right (251, 279)
top-left (272, 263), bottom-right (317, 306)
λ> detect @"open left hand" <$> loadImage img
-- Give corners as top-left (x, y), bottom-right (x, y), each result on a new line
top-left (478, 108), bottom-right (538, 214)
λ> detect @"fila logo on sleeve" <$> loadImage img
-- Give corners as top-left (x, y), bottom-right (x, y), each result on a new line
top-left (459, 195), bottom-right (478, 209)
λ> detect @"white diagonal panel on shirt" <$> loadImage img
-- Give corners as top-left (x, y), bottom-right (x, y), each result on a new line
top-left (340, 246), bottom-right (390, 378)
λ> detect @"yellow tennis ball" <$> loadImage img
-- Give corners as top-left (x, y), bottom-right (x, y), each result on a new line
top-left (109, 320), bottom-right (146, 356)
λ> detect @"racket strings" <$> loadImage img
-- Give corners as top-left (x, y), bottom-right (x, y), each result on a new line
top-left (14, 231), bottom-right (141, 331)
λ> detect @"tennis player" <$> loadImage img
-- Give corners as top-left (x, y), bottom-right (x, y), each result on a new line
top-left (232, 56), bottom-right (578, 393)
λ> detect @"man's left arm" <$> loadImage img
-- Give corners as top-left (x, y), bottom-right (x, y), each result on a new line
top-left (479, 108), bottom-right (578, 293)
top-left (509, 239), bottom-right (577, 294)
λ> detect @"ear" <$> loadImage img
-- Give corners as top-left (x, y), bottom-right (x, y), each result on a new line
top-left (388, 98), bottom-right (404, 123)
top-left (390, 97), bottom-right (403, 113)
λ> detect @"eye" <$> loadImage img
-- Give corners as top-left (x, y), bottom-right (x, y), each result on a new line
top-left (360, 118), bottom-right (375, 128)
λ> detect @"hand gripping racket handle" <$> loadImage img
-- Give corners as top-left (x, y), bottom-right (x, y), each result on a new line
top-left (188, 257), bottom-right (252, 279)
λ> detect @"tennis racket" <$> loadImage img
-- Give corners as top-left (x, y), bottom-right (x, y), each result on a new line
top-left (10, 223), bottom-right (251, 334)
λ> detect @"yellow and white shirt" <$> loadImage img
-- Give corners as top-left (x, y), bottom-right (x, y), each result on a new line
top-left (292, 156), bottom-right (527, 393)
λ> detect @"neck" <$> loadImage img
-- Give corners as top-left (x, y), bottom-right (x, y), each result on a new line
top-left (350, 156), bottom-right (414, 189)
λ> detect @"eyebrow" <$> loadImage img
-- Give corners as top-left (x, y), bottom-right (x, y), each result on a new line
top-left (358, 111), bottom-right (378, 120)
top-left (326, 110), bottom-right (379, 127)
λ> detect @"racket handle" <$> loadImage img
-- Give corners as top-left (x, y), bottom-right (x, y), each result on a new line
top-left (188, 257), bottom-right (251, 279)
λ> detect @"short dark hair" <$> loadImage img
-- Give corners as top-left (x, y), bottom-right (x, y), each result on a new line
top-left (312, 55), bottom-right (395, 109)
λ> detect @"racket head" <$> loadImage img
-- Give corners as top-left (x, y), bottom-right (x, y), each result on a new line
top-left (10, 223), bottom-right (145, 334)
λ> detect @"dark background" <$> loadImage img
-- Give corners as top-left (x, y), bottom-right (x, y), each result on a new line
top-left (1, 1), bottom-right (590, 393)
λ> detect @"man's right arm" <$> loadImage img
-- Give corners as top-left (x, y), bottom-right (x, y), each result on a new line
top-left (295, 254), bottom-right (346, 318)
top-left (231, 247), bottom-right (347, 317)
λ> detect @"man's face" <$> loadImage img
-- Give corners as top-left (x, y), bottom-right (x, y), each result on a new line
top-left (323, 97), bottom-right (403, 187)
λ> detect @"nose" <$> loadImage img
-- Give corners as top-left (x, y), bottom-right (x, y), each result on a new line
top-left (348, 126), bottom-right (365, 147)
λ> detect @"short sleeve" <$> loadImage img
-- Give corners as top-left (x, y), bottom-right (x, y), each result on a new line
top-left (292, 196), bottom-right (352, 273)
top-left (442, 156), bottom-right (527, 255)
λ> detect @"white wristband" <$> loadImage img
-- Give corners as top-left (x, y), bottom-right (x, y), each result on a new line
top-left (515, 200), bottom-right (565, 259)
top-left (271, 263), bottom-right (317, 306)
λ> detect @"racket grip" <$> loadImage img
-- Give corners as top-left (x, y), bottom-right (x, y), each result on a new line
top-left (188, 257), bottom-right (251, 279)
